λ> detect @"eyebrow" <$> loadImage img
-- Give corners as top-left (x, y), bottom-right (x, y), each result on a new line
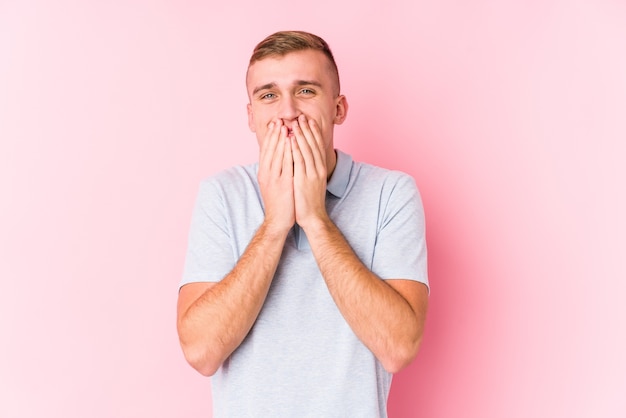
top-left (295, 80), bottom-right (322, 88)
top-left (252, 82), bottom-right (277, 96)
top-left (252, 80), bottom-right (323, 96)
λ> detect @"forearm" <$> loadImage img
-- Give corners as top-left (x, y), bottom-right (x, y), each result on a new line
top-left (177, 222), bottom-right (289, 376)
top-left (304, 217), bottom-right (425, 373)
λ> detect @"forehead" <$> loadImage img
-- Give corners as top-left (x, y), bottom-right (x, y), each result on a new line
top-left (246, 50), bottom-right (334, 92)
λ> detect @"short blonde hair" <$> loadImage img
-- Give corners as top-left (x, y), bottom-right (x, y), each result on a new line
top-left (248, 31), bottom-right (341, 94)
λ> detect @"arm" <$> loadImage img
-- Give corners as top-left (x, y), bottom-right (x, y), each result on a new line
top-left (301, 219), bottom-right (428, 374)
top-left (177, 120), bottom-right (294, 376)
top-left (291, 115), bottom-right (428, 373)
top-left (177, 223), bottom-right (289, 376)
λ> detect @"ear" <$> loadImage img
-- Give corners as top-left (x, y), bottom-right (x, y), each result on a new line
top-left (334, 95), bottom-right (348, 125)
top-left (247, 103), bottom-right (256, 132)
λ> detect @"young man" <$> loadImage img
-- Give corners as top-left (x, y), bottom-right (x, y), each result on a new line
top-left (177, 31), bottom-right (429, 417)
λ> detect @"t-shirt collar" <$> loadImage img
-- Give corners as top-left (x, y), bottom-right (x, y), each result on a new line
top-left (326, 149), bottom-right (352, 198)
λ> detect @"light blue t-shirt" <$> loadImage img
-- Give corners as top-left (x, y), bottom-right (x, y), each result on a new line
top-left (182, 150), bottom-right (428, 417)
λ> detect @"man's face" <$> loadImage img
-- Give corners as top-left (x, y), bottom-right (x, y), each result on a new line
top-left (246, 50), bottom-right (348, 159)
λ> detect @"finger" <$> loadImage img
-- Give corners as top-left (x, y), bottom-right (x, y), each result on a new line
top-left (307, 117), bottom-right (324, 152)
top-left (290, 135), bottom-right (306, 178)
top-left (273, 125), bottom-right (287, 175)
top-left (259, 121), bottom-right (276, 167)
top-left (304, 117), bottom-right (326, 171)
top-left (282, 135), bottom-right (293, 177)
top-left (297, 114), bottom-right (316, 147)
top-left (260, 120), bottom-right (282, 170)
top-left (292, 118), bottom-right (316, 175)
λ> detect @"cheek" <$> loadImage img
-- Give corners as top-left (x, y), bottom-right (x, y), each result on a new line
top-left (256, 126), bottom-right (267, 142)
top-left (250, 106), bottom-right (272, 129)
top-left (319, 113), bottom-right (335, 134)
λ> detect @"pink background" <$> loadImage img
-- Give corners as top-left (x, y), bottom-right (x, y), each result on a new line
top-left (1, 1), bottom-right (625, 417)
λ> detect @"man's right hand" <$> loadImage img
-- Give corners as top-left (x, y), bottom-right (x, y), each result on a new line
top-left (257, 119), bottom-right (295, 233)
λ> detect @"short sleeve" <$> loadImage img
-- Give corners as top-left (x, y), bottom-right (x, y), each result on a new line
top-left (180, 179), bottom-right (237, 288)
top-left (371, 173), bottom-right (429, 291)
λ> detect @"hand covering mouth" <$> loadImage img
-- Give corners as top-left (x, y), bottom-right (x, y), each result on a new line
top-left (283, 120), bottom-right (299, 137)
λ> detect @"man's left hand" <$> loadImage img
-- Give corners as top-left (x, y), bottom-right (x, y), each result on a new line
top-left (291, 114), bottom-right (329, 229)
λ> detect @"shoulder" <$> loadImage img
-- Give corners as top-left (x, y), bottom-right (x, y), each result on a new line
top-left (352, 160), bottom-right (419, 196)
top-left (193, 164), bottom-right (259, 209)
top-left (201, 163), bottom-right (257, 186)
top-left (198, 164), bottom-right (258, 193)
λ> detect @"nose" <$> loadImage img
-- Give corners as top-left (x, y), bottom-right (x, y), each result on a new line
top-left (277, 95), bottom-right (300, 122)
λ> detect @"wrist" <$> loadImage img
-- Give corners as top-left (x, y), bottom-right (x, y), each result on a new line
top-left (297, 213), bottom-right (333, 235)
top-left (260, 217), bottom-right (293, 239)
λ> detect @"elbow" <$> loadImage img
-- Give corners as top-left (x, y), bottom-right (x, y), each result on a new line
top-left (177, 318), bottom-right (223, 376)
top-left (180, 342), bottom-right (222, 377)
top-left (380, 335), bottom-right (424, 374)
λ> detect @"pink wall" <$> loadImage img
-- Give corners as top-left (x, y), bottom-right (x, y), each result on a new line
top-left (1, 1), bottom-right (625, 417)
